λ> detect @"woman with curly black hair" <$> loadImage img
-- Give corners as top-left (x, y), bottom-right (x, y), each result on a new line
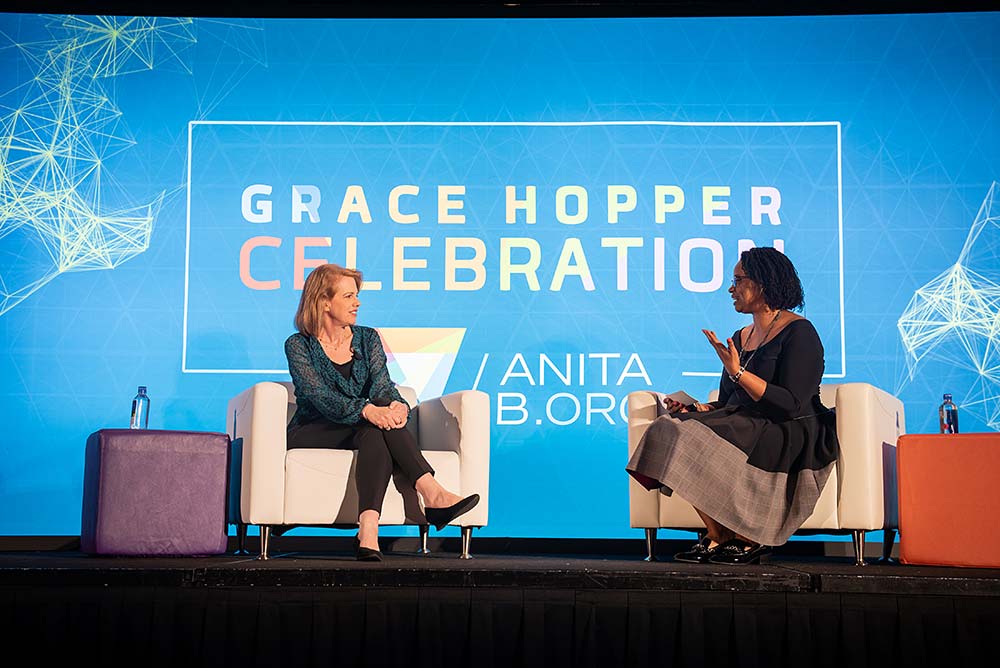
top-left (626, 247), bottom-right (838, 565)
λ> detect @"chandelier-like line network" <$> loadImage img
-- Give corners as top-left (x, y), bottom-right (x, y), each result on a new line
top-left (0, 15), bottom-right (197, 315)
top-left (898, 182), bottom-right (1000, 430)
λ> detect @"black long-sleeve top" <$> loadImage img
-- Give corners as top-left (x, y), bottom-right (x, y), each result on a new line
top-left (715, 318), bottom-right (827, 421)
top-left (675, 317), bottom-right (838, 475)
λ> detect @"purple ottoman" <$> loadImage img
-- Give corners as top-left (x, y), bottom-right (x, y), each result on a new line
top-left (81, 429), bottom-right (230, 556)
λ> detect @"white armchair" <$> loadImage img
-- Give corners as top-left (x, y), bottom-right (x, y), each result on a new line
top-left (627, 383), bottom-right (906, 565)
top-left (227, 381), bottom-right (490, 559)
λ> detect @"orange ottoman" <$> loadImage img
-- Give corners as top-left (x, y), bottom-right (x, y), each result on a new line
top-left (897, 433), bottom-right (1000, 568)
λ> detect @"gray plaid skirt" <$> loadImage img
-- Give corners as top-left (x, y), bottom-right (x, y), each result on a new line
top-left (626, 414), bottom-right (833, 546)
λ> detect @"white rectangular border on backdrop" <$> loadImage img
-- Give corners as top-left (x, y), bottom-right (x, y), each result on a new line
top-left (182, 121), bottom-right (845, 378)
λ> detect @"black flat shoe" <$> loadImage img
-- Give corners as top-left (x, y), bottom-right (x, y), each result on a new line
top-left (708, 538), bottom-right (771, 565)
top-left (673, 537), bottom-right (718, 564)
top-left (424, 494), bottom-right (480, 531)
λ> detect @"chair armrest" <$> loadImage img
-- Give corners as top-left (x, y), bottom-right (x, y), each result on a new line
top-left (397, 385), bottom-right (418, 409)
top-left (416, 389), bottom-right (490, 527)
top-left (834, 382), bottom-right (906, 530)
top-left (627, 390), bottom-right (663, 528)
top-left (227, 381), bottom-right (289, 526)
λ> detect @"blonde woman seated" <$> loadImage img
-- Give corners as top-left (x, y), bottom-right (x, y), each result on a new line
top-left (284, 263), bottom-right (479, 561)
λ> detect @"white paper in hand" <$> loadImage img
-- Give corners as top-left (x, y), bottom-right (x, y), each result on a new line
top-left (661, 390), bottom-right (698, 409)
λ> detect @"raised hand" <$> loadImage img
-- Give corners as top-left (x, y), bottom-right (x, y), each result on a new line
top-left (702, 329), bottom-right (740, 376)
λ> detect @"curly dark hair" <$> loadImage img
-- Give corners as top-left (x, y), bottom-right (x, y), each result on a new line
top-left (739, 247), bottom-right (804, 311)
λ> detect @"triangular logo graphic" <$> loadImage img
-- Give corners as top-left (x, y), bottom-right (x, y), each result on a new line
top-left (377, 328), bottom-right (466, 401)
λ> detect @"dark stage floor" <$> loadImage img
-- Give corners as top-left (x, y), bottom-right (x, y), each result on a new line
top-left (3, 543), bottom-right (999, 667)
top-left (3, 544), bottom-right (1000, 595)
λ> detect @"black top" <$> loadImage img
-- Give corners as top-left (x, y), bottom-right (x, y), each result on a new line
top-left (331, 359), bottom-right (354, 380)
top-left (721, 319), bottom-right (826, 420)
top-left (676, 318), bottom-right (839, 475)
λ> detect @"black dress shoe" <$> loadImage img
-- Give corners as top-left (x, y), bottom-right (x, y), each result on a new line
top-left (708, 538), bottom-right (771, 565)
top-left (354, 536), bottom-right (383, 561)
top-left (673, 537), bottom-right (718, 564)
top-left (424, 494), bottom-right (480, 531)
top-left (356, 546), bottom-right (383, 562)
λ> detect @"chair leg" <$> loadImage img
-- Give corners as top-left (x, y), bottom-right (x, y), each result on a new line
top-left (851, 529), bottom-right (867, 566)
top-left (418, 524), bottom-right (431, 555)
top-left (234, 523), bottom-right (249, 555)
top-left (880, 528), bottom-right (897, 563)
top-left (644, 528), bottom-right (657, 562)
top-left (257, 525), bottom-right (271, 561)
top-left (459, 526), bottom-right (474, 560)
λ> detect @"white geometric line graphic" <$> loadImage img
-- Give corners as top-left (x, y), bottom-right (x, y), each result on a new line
top-left (0, 30), bottom-right (163, 316)
top-left (1, 15), bottom-right (267, 317)
top-left (898, 181), bottom-right (1000, 430)
top-left (51, 15), bottom-right (197, 77)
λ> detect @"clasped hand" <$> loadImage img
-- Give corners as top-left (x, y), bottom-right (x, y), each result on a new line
top-left (363, 401), bottom-right (409, 430)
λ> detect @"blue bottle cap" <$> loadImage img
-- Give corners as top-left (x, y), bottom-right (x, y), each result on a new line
top-left (138, 386), bottom-right (147, 393)
top-left (943, 393), bottom-right (952, 400)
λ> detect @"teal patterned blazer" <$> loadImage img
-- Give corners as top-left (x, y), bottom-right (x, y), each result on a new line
top-left (284, 326), bottom-right (406, 428)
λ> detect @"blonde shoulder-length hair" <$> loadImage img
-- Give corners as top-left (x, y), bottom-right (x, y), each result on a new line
top-left (294, 264), bottom-right (363, 337)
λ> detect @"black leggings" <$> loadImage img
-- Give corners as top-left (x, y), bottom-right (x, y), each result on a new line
top-left (287, 420), bottom-right (434, 514)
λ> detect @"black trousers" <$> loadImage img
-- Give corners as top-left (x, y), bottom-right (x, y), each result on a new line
top-left (287, 419), bottom-right (434, 514)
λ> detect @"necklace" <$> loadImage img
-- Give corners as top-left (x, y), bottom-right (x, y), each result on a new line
top-left (738, 310), bottom-right (782, 368)
top-left (318, 331), bottom-right (355, 362)
top-left (318, 330), bottom-right (352, 348)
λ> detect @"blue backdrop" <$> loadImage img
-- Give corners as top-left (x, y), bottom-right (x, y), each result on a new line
top-left (2, 12), bottom-right (998, 538)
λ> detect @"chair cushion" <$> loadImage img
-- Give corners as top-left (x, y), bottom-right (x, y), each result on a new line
top-left (283, 449), bottom-right (461, 525)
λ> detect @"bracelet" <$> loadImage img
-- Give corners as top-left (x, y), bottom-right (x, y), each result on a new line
top-left (729, 367), bottom-right (745, 384)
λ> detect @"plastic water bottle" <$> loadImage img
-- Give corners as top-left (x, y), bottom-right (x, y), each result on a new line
top-left (130, 386), bottom-right (150, 429)
top-left (938, 393), bottom-right (959, 434)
